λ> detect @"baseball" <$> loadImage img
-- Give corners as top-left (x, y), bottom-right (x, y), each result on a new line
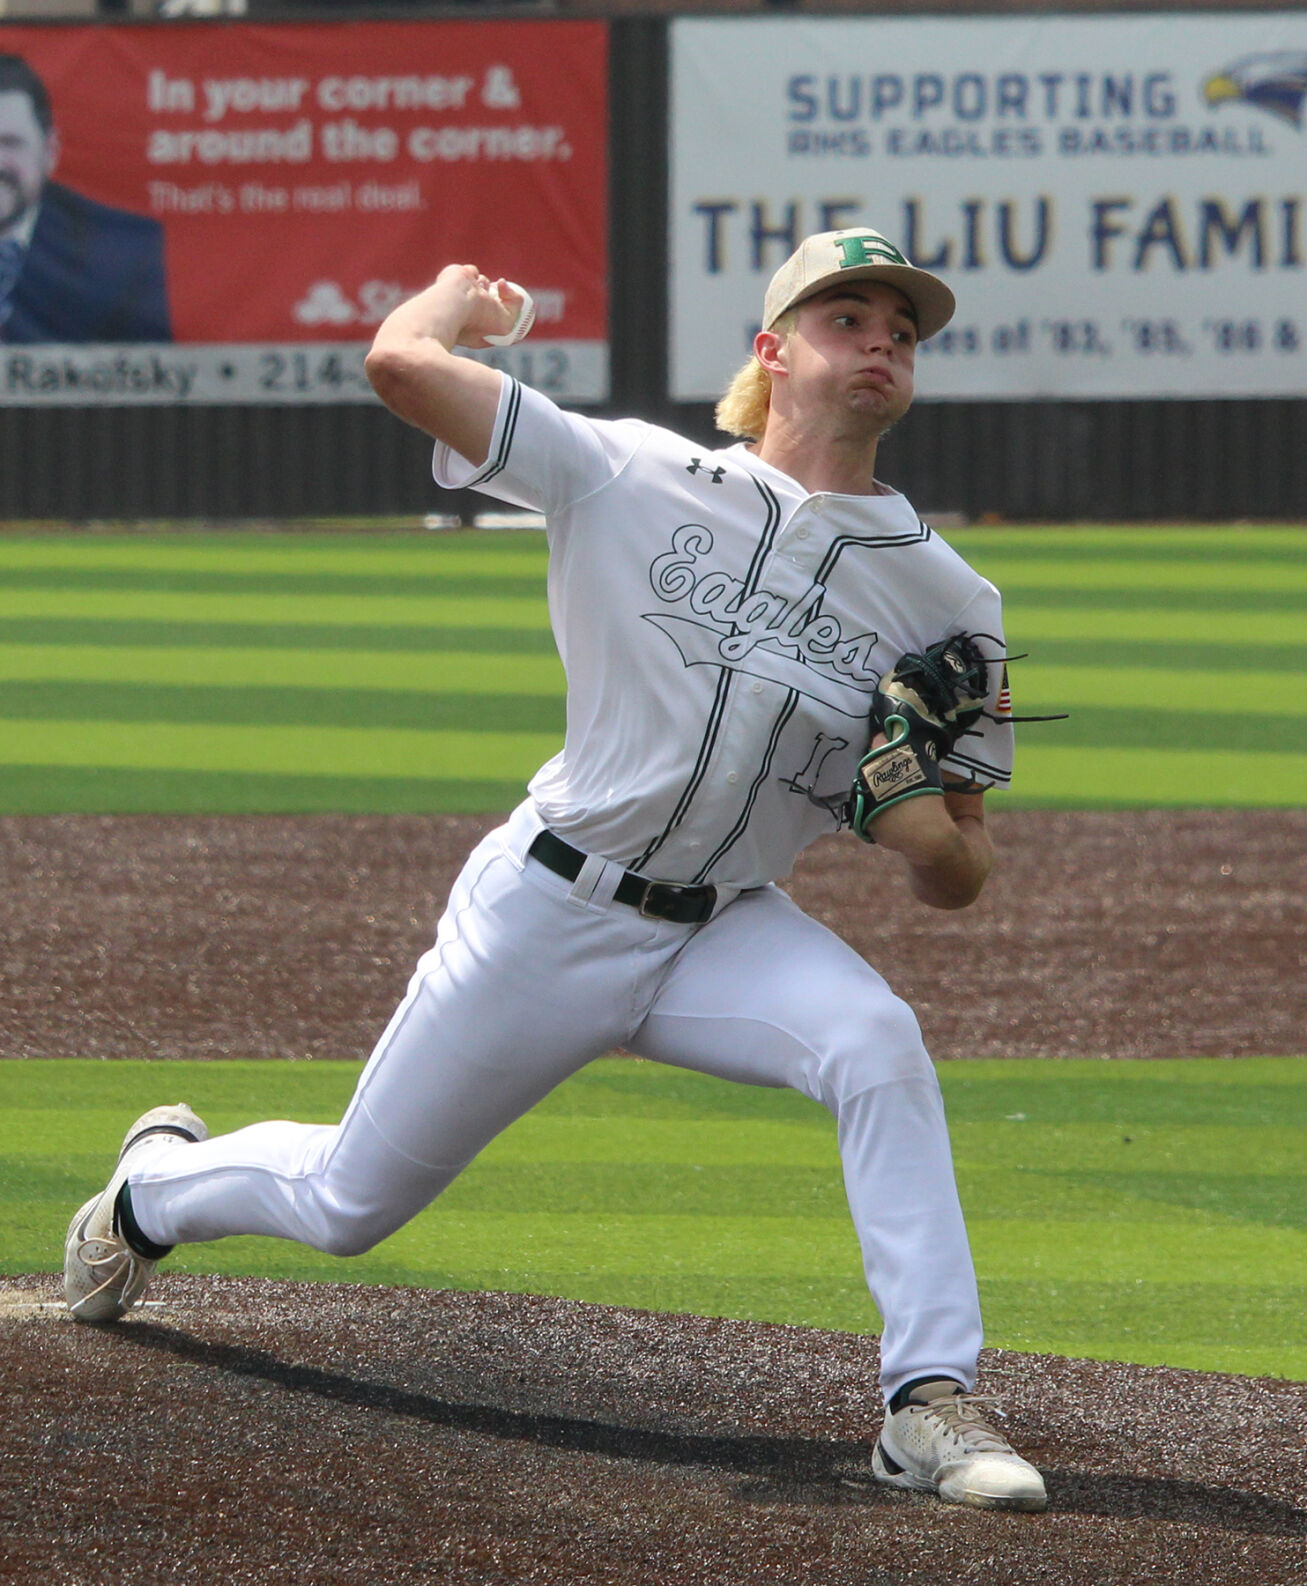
top-left (484, 280), bottom-right (536, 347)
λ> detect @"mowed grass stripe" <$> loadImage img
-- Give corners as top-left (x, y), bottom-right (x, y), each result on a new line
top-left (0, 683), bottom-right (565, 734)
top-left (3, 688), bottom-right (1298, 753)
top-left (0, 567), bottom-right (551, 600)
top-left (9, 652), bottom-right (1289, 717)
top-left (0, 531), bottom-right (549, 577)
top-left (1006, 637), bottom-right (1307, 670)
top-left (3, 620), bottom-right (1298, 667)
top-left (1016, 708), bottom-right (1306, 752)
top-left (5, 525), bottom-right (1298, 567)
top-left (946, 558), bottom-right (1307, 594)
top-left (1002, 745), bottom-right (1303, 805)
top-left (1006, 606), bottom-right (1304, 645)
top-left (0, 588), bottom-right (552, 630)
top-left (5, 586), bottom-right (1290, 629)
top-left (6, 527), bottom-right (1295, 573)
top-left (0, 719), bottom-right (560, 779)
top-left (7, 570), bottom-right (1301, 611)
top-left (1011, 665), bottom-right (1307, 717)
top-left (989, 580), bottom-right (1307, 609)
top-left (0, 645), bottom-right (565, 695)
top-left (949, 526), bottom-right (1306, 562)
top-left (1, 539), bottom-right (1297, 595)
top-left (0, 618), bottom-right (561, 655)
top-left (0, 767), bottom-right (527, 814)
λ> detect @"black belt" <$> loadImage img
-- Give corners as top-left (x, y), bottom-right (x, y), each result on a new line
top-left (528, 830), bottom-right (717, 925)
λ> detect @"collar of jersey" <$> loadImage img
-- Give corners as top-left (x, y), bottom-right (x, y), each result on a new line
top-left (723, 442), bottom-right (904, 506)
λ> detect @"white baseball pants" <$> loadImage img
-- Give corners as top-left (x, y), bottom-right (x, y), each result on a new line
top-left (129, 801), bottom-right (983, 1401)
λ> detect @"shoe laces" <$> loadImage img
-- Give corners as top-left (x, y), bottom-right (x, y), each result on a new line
top-left (68, 1233), bottom-right (151, 1321)
top-left (911, 1393), bottom-right (1015, 1455)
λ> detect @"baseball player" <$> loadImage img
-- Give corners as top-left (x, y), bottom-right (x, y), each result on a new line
top-left (64, 227), bottom-right (1046, 1512)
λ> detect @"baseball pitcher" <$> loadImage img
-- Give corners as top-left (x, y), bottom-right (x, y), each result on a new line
top-left (64, 227), bottom-right (1046, 1512)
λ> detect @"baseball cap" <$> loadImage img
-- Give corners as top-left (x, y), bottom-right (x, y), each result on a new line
top-left (762, 227), bottom-right (956, 341)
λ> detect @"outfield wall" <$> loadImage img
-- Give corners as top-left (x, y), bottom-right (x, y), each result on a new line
top-left (1, 8), bottom-right (1304, 522)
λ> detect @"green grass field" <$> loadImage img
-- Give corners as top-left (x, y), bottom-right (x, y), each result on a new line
top-left (0, 523), bottom-right (1303, 812)
top-left (3, 524), bottom-right (1303, 1383)
top-left (6, 1057), bottom-right (1303, 1382)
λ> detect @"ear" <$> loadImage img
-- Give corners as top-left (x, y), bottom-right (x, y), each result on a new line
top-left (753, 327), bottom-right (789, 377)
top-left (43, 126), bottom-right (61, 180)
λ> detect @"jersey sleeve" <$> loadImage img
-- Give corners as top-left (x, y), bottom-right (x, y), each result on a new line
top-left (432, 375), bottom-right (646, 515)
top-left (939, 583), bottom-right (1016, 791)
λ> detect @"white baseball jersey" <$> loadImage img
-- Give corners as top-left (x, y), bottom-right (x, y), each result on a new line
top-left (435, 376), bottom-right (1013, 891)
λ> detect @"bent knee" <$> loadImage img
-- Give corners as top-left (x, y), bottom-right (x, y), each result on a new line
top-left (814, 996), bottom-right (933, 1102)
top-left (313, 1220), bottom-right (390, 1259)
top-left (299, 1195), bottom-right (408, 1258)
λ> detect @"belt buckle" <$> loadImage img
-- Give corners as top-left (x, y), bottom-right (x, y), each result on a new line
top-left (638, 881), bottom-right (713, 923)
top-left (638, 881), bottom-right (677, 921)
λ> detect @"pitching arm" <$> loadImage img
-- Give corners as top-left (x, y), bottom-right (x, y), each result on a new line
top-left (365, 264), bottom-right (526, 463)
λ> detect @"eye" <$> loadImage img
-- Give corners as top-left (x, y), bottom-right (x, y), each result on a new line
top-left (892, 328), bottom-right (917, 347)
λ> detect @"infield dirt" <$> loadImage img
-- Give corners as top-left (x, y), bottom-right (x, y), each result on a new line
top-left (2, 809), bottom-right (1305, 1584)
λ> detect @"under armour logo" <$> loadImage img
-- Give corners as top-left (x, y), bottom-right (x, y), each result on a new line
top-left (687, 458), bottom-right (726, 484)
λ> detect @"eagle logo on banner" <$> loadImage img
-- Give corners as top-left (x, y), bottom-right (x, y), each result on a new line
top-left (1204, 52), bottom-right (1307, 128)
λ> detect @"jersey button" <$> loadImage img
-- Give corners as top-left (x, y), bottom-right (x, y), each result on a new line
top-left (751, 681), bottom-right (763, 694)
top-left (726, 771), bottom-right (739, 784)
top-left (796, 525), bottom-right (811, 540)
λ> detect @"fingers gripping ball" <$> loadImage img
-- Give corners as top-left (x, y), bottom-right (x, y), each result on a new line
top-left (484, 281), bottom-right (537, 347)
top-left (848, 632), bottom-right (990, 841)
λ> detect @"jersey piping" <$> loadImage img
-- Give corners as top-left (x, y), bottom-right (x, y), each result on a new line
top-left (692, 693), bottom-right (799, 882)
top-left (629, 666), bottom-right (735, 872)
top-left (630, 469), bottom-right (785, 872)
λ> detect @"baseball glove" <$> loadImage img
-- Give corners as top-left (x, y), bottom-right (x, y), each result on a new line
top-left (847, 632), bottom-right (990, 841)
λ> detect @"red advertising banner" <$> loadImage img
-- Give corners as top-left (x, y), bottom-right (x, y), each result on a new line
top-left (0, 19), bottom-right (609, 403)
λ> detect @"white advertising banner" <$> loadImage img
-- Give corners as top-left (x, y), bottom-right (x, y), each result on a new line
top-left (670, 14), bottom-right (1307, 401)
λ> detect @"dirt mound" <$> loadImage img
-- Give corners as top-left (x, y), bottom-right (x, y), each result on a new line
top-left (3, 1273), bottom-right (1304, 1585)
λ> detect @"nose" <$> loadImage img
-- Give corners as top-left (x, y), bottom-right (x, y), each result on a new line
top-left (860, 318), bottom-right (894, 354)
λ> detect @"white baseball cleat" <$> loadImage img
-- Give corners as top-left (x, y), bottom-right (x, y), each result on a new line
top-left (63, 1103), bottom-right (207, 1323)
top-left (872, 1378), bottom-right (1048, 1511)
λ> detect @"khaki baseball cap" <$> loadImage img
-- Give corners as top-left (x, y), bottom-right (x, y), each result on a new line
top-left (763, 227), bottom-right (956, 341)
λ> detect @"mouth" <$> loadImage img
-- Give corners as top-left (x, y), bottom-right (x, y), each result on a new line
top-left (854, 367), bottom-right (894, 392)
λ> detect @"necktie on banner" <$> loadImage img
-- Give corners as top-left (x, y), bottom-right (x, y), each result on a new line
top-left (0, 237), bottom-right (25, 327)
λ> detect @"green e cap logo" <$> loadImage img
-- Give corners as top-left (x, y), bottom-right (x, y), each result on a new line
top-left (834, 234), bottom-right (908, 268)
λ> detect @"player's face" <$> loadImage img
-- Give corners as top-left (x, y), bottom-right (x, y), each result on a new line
top-left (0, 92), bottom-right (56, 232)
top-left (784, 283), bottom-right (918, 431)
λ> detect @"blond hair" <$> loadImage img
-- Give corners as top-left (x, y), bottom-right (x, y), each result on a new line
top-left (713, 311), bottom-right (796, 442)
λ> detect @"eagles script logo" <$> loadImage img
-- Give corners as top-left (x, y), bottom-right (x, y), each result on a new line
top-left (644, 524), bottom-right (879, 717)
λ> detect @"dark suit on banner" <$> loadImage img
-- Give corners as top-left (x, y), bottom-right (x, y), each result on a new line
top-left (3, 181), bottom-right (171, 344)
